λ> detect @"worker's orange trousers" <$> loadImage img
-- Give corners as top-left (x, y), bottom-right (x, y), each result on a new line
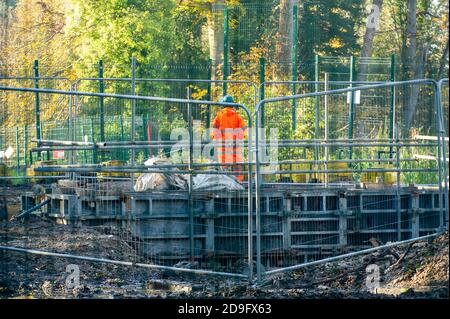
top-left (215, 144), bottom-right (244, 182)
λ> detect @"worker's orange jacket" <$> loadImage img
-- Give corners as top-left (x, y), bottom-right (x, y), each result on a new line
top-left (212, 107), bottom-right (247, 164)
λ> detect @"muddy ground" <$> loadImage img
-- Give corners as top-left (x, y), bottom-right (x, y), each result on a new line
top-left (0, 186), bottom-right (448, 299)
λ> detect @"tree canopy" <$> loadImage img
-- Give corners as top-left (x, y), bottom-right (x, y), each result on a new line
top-left (1, 0), bottom-right (447, 80)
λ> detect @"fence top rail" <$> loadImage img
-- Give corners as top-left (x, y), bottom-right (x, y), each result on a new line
top-left (318, 56), bottom-right (391, 62)
top-left (0, 245), bottom-right (248, 279)
top-left (0, 76), bottom-right (71, 81)
top-left (261, 80), bottom-right (386, 86)
top-left (0, 85), bottom-right (252, 126)
top-left (33, 138), bottom-right (442, 145)
top-left (438, 78), bottom-right (449, 86)
top-left (264, 232), bottom-right (443, 276)
top-left (255, 78), bottom-right (438, 115)
top-left (75, 77), bottom-right (256, 86)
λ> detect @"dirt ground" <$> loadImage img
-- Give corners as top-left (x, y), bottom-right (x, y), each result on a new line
top-left (0, 186), bottom-right (448, 299)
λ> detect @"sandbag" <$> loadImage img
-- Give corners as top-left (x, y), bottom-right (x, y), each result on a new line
top-left (134, 157), bottom-right (187, 192)
top-left (134, 172), bottom-right (170, 191)
top-left (134, 157), bottom-right (243, 192)
top-left (193, 174), bottom-right (244, 191)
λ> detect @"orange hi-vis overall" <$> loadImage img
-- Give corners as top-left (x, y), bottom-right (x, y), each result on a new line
top-left (212, 107), bottom-right (247, 181)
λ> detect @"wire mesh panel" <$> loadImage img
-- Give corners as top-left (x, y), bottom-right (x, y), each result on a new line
top-left (317, 57), bottom-right (352, 82)
top-left (72, 78), bottom-right (256, 165)
top-left (317, 56), bottom-right (394, 82)
top-left (254, 80), bottom-right (446, 279)
top-left (210, 1), bottom-right (301, 82)
top-left (262, 81), bottom-right (318, 100)
top-left (0, 78), bottom-right (72, 127)
top-left (0, 79), bottom-right (447, 283)
top-left (356, 57), bottom-right (393, 82)
top-left (0, 78), bottom-right (72, 173)
top-left (441, 80), bottom-right (449, 137)
top-left (259, 81), bottom-right (441, 185)
top-left (438, 79), bottom-right (449, 225)
top-left (0, 86), bottom-right (254, 279)
top-left (0, 125), bottom-right (33, 175)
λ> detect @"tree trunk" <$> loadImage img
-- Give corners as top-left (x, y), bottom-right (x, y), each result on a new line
top-left (405, 0), bottom-right (417, 79)
top-left (276, 0), bottom-right (295, 79)
top-left (357, 0), bottom-right (384, 81)
top-left (207, 1), bottom-right (225, 80)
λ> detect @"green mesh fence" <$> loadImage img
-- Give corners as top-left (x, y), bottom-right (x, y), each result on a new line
top-left (0, 1), bottom-right (419, 174)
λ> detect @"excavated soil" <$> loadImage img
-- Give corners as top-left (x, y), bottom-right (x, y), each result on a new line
top-left (0, 186), bottom-right (448, 299)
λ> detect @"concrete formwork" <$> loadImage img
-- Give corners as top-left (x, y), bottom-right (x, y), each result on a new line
top-left (24, 182), bottom-right (444, 265)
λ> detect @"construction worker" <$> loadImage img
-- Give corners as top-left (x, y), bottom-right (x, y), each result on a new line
top-left (212, 96), bottom-right (247, 182)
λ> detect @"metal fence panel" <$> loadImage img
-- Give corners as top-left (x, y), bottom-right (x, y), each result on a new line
top-left (0, 79), bottom-right (447, 284)
top-left (0, 85), bottom-right (254, 279)
top-left (253, 79), bottom-right (446, 280)
top-left (438, 78), bottom-right (449, 226)
top-left (71, 78), bottom-right (256, 165)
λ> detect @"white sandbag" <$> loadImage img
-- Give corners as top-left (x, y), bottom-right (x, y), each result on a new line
top-left (144, 157), bottom-right (169, 166)
top-left (193, 174), bottom-right (244, 191)
top-left (134, 172), bottom-right (170, 191)
top-left (165, 174), bottom-right (188, 190)
top-left (135, 156), bottom-right (242, 192)
top-left (134, 157), bottom-right (187, 191)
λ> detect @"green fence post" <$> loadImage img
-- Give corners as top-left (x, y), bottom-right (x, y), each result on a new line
top-left (206, 58), bottom-right (212, 128)
top-left (23, 124), bottom-right (28, 167)
top-left (34, 60), bottom-right (41, 160)
top-left (223, 6), bottom-right (229, 96)
top-left (98, 60), bottom-right (105, 142)
top-left (142, 115), bottom-right (147, 159)
top-left (314, 54), bottom-right (320, 160)
top-left (15, 127), bottom-right (20, 174)
top-left (259, 57), bottom-right (266, 127)
top-left (131, 57), bottom-right (137, 177)
top-left (119, 114), bottom-right (125, 161)
top-left (389, 54), bottom-right (396, 158)
top-left (81, 123), bottom-right (87, 164)
top-left (314, 54), bottom-right (320, 82)
top-left (348, 55), bottom-right (356, 161)
top-left (98, 60), bottom-right (105, 162)
top-left (90, 118), bottom-right (97, 164)
top-left (291, 4), bottom-right (298, 132)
